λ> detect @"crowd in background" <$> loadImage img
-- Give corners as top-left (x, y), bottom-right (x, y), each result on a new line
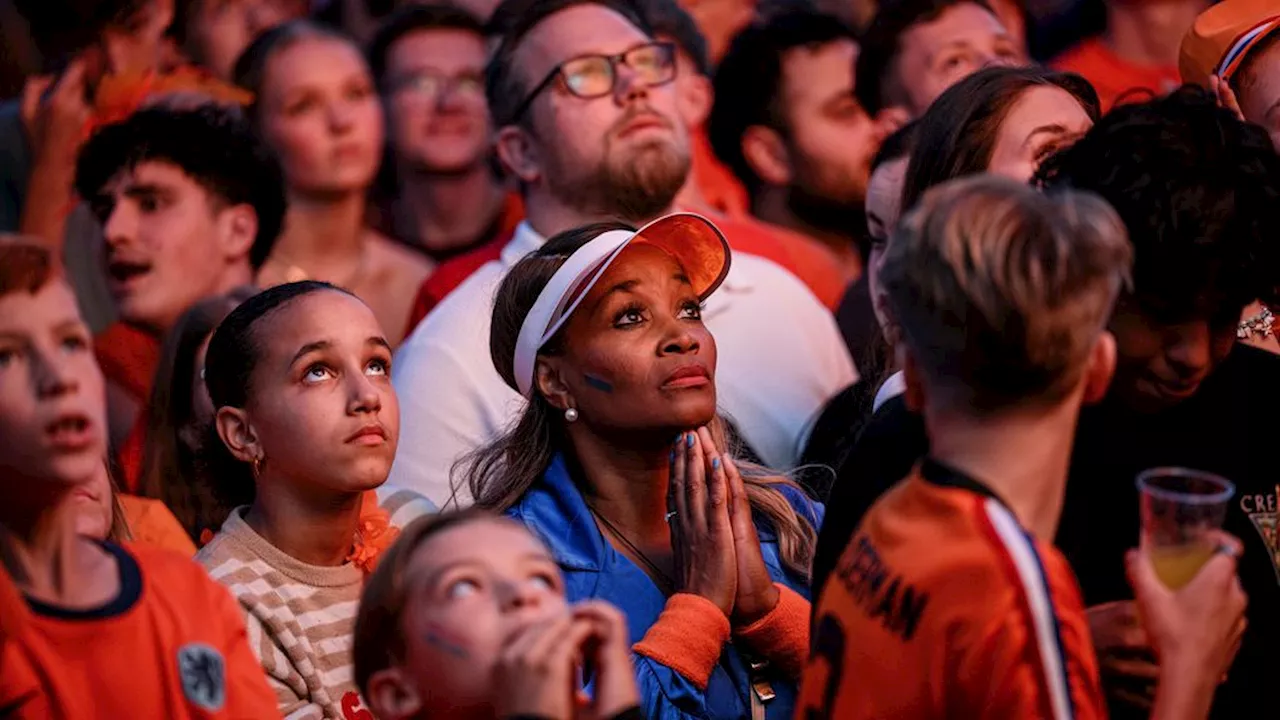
top-left (1, 0), bottom-right (1279, 718)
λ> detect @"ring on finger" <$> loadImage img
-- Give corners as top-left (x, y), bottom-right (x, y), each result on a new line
top-left (664, 510), bottom-right (678, 522)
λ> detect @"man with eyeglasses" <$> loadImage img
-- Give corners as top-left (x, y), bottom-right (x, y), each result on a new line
top-left (388, 0), bottom-right (855, 507)
top-left (367, 4), bottom-right (523, 263)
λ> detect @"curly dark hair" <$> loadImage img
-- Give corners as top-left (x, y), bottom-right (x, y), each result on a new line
top-left (74, 103), bottom-right (287, 270)
top-left (708, 7), bottom-right (857, 195)
top-left (1036, 86), bottom-right (1280, 321)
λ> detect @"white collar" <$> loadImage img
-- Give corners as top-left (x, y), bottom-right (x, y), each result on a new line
top-left (873, 370), bottom-right (907, 413)
top-left (500, 221), bottom-right (544, 269)
top-left (500, 220), bottom-right (754, 293)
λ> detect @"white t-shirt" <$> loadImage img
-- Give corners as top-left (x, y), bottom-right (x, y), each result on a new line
top-left (388, 221), bottom-right (856, 506)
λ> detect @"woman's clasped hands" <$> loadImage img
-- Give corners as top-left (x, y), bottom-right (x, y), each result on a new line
top-left (668, 426), bottom-right (779, 626)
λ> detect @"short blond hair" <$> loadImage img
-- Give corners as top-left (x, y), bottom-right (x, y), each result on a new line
top-left (882, 174), bottom-right (1132, 414)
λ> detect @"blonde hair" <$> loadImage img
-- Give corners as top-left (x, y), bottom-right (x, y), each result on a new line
top-left (881, 174), bottom-right (1132, 414)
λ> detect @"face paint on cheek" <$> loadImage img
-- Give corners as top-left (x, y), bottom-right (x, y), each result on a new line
top-left (423, 622), bottom-right (470, 659)
top-left (583, 374), bottom-right (614, 394)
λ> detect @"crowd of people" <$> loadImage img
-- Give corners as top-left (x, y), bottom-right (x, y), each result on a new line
top-left (0, 0), bottom-right (1278, 718)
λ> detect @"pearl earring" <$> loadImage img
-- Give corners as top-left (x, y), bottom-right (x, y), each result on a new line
top-left (565, 407), bottom-right (579, 423)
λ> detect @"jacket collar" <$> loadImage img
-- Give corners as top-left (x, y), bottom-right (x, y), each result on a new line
top-left (509, 453), bottom-right (607, 572)
top-left (510, 452), bottom-right (789, 572)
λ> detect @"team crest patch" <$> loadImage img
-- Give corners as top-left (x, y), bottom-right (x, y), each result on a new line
top-left (1241, 487), bottom-right (1280, 584)
top-left (178, 643), bottom-right (227, 711)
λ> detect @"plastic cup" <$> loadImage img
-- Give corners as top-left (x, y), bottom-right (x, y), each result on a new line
top-left (1136, 467), bottom-right (1235, 589)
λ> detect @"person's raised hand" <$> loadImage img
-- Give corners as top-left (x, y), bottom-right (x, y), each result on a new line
top-left (1086, 600), bottom-right (1158, 710)
top-left (668, 427), bottom-right (737, 617)
top-left (493, 612), bottom-right (595, 720)
top-left (1210, 75), bottom-right (1246, 123)
top-left (1127, 535), bottom-right (1248, 689)
top-left (572, 601), bottom-right (640, 720)
top-left (20, 58), bottom-right (93, 167)
top-left (705, 434), bottom-right (778, 628)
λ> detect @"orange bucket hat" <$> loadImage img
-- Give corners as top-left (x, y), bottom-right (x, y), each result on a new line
top-left (1180, 0), bottom-right (1280, 88)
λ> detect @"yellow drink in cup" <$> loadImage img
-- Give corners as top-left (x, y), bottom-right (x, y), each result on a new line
top-left (1137, 468), bottom-right (1234, 590)
top-left (1148, 543), bottom-right (1217, 589)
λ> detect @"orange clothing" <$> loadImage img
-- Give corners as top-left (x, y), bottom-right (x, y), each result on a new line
top-left (0, 569), bottom-right (40, 716)
top-left (120, 495), bottom-right (198, 556)
top-left (632, 583), bottom-right (810, 691)
top-left (0, 541), bottom-right (277, 719)
top-left (95, 322), bottom-right (160, 492)
top-left (399, 192), bottom-right (525, 338)
top-left (799, 460), bottom-right (1105, 720)
top-left (117, 415), bottom-right (147, 494)
top-left (404, 204), bottom-right (845, 332)
top-left (94, 322), bottom-right (160, 402)
top-left (0, 565), bottom-right (25, 643)
top-left (690, 126), bottom-right (749, 217)
top-left (1052, 37), bottom-right (1182, 113)
top-left (372, 189), bottom-right (525, 263)
top-left (720, 214), bottom-right (848, 309)
top-left (405, 234), bottom-right (509, 337)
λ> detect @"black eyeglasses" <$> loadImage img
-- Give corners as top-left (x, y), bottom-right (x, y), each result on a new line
top-left (507, 42), bottom-right (677, 123)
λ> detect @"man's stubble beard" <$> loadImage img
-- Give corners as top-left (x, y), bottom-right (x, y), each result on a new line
top-left (787, 181), bottom-right (868, 245)
top-left (786, 155), bottom-right (870, 245)
top-left (547, 136), bottom-right (691, 224)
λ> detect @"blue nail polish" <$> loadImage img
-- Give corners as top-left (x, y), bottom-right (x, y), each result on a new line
top-left (712, 457), bottom-right (721, 470)
top-left (669, 449), bottom-right (675, 462)
top-left (687, 433), bottom-right (695, 448)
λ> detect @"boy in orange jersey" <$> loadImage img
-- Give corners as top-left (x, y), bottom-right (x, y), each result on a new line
top-left (0, 238), bottom-right (276, 718)
top-left (798, 176), bottom-right (1248, 720)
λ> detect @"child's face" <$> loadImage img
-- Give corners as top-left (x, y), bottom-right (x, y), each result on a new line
top-left (0, 281), bottom-right (106, 488)
top-left (234, 290), bottom-right (399, 494)
top-left (398, 518), bottom-right (569, 716)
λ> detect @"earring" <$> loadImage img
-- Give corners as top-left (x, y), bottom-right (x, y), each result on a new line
top-left (252, 455), bottom-right (264, 478)
top-left (564, 407), bottom-right (579, 423)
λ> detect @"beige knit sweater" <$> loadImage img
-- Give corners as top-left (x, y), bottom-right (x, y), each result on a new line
top-left (196, 486), bottom-right (433, 719)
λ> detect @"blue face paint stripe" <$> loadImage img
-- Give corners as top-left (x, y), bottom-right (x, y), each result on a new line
top-left (584, 374), bottom-right (614, 393)
top-left (423, 627), bottom-right (469, 658)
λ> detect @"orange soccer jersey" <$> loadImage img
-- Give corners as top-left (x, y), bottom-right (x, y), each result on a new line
top-left (0, 541), bottom-right (277, 719)
top-left (799, 460), bottom-right (1106, 720)
top-left (0, 566), bottom-right (41, 716)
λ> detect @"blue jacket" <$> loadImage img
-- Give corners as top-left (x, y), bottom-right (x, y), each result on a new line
top-left (507, 454), bottom-right (823, 720)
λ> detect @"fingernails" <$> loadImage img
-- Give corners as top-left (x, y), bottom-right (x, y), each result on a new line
top-left (712, 457), bottom-right (721, 470)
top-left (687, 433), bottom-right (695, 448)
